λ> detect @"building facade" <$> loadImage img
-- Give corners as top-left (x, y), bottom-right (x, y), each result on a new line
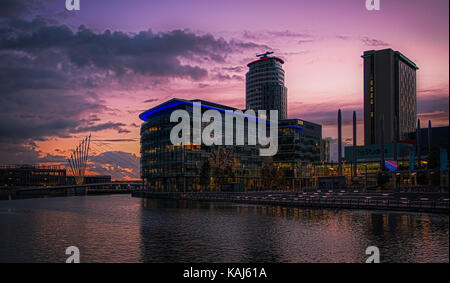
top-left (140, 98), bottom-right (262, 192)
top-left (408, 126), bottom-right (449, 160)
top-left (246, 55), bottom-right (287, 120)
top-left (362, 49), bottom-right (418, 145)
top-left (344, 143), bottom-right (413, 163)
top-left (0, 165), bottom-right (66, 188)
top-left (139, 98), bottom-right (328, 192)
top-left (275, 119), bottom-right (324, 165)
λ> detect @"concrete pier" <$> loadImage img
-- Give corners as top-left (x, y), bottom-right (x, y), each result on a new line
top-left (0, 183), bottom-right (139, 200)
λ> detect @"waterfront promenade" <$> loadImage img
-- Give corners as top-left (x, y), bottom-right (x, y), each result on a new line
top-left (0, 183), bottom-right (136, 200)
top-left (2, 184), bottom-right (448, 214)
top-left (133, 190), bottom-right (450, 214)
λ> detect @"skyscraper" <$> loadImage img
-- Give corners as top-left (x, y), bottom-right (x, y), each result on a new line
top-left (362, 48), bottom-right (418, 145)
top-left (246, 52), bottom-right (287, 120)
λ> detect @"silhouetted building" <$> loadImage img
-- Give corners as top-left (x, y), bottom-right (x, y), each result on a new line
top-left (362, 49), bottom-right (418, 145)
top-left (84, 175), bottom-right (112, 184)
top-left (344, 126), bottom-right (448, 165)
top-left (0, 165), bottom-right (66, 188)
top-left (408, 126), bottom-right (449, 158)
top-left (246, 54), bottom-right (287, 120)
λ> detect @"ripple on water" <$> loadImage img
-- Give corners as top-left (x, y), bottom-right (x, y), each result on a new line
top-left (0, 195), bottom-right (448, 263)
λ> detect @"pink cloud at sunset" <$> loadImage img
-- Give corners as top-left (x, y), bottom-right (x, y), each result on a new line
top-left (0, 0), bottom-right (448, 179)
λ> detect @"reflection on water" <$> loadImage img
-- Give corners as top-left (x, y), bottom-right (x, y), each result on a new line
top-left (0, 195), bottom-right (448, 263)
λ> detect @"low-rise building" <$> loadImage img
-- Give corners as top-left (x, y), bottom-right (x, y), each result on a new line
top-left (0, 164), bottom-right (66, 188)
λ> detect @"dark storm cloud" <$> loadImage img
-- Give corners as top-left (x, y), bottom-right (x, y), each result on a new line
top-left (0, 84), bottom-right (108, 143)
top-left (0, 60), bottom-right (68, 94)
top-left (0, 45), bottom-right (110, 141)
top-left (222, 66), bottom-right (245, 72)
top-left (417, 88), bottom-right (449, 115)
top-left (0, 21), bottom-right (267, 80)
top-left (74, 122), bottom-right (131, 134)
top-left (0, 140), bottom-right (69, 165)
top-left (0, 57), bottom-right (126, 144)
top-left (0, 16), bottom-right (268, 164)
top-left (289, 86), bottom-right (449, 126)
top-left (0, 115), bottom-right (78, 141)
top-left (92, 139), bottom-right (137, 142)
top-left (212, 73), bottom-right (243, 81)
top-left (289, 102), bottom-right (363, 126)
top-left (0, 0), bottom-right (29, 17)
top-left (0, 142), bottom-right (40, 164)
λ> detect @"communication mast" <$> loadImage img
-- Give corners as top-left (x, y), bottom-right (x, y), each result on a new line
top-left (256, 51), bottom-right (274, 58)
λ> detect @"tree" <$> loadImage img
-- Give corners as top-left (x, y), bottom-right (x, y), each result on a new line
top-left (261, 163), bottom-right (273, 190)
top-left (199, 161), bottom-right (211, 191)
top-left (213, 167), bottom-right (227, 191)
top-left (273, 167), bottom-right (285, 190)
top-left (224, 165), bottom-right (235, 183)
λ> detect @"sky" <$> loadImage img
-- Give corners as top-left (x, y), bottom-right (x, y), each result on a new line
top-left (0, 0), bottom-right (448, 180)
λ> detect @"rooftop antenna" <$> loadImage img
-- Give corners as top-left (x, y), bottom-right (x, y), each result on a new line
top-left (256, 51), bottom-right (274, 58)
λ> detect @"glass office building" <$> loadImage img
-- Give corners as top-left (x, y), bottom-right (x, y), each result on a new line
top-left (140, 98), bottom-right (329, 191)
top-left (140, 98), bottom-right (262, 191)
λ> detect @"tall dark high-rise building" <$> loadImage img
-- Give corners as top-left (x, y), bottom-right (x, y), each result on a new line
top-left (246, 52), bottom-right (287, 120)
top-left (362, 48), bottom-right (418, 145)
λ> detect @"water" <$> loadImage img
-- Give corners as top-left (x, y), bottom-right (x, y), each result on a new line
top-left (0, 195), bottom-right (448, 263)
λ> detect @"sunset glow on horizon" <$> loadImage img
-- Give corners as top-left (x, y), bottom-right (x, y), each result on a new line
top-left (0, 0), bottom-right (448, 180)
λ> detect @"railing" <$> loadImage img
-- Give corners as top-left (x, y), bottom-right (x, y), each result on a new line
top-left (134, 191), bottom-right (449, 214)
top-left (228, 196), bottom-right (449, 212)
top-left (0, 164), bottom-right (64, 170)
